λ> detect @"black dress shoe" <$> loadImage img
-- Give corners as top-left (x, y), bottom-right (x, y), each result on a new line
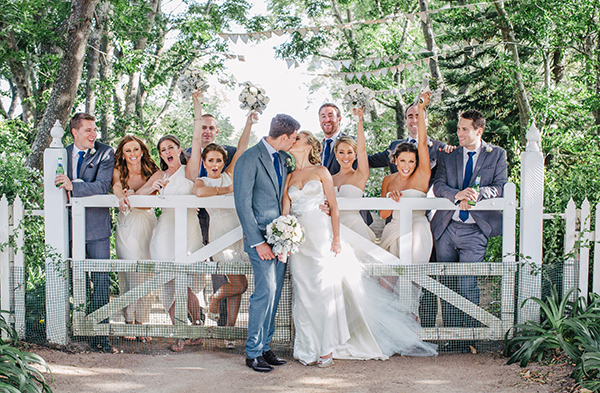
top-left (263, 350), bottom-right (287, 366)
top-left (246, 356), bottom-right (273, 372)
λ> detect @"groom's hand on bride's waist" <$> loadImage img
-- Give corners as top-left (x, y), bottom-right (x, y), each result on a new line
top-left (256, 242), bottom-right (276, 260)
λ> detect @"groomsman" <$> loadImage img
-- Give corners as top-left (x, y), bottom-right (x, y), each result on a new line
top-left (431, 109), bottom-right (507, 333)
top-left (368, 102), bottom-right (446, 188)
top-left (185, 114), bottom-right (237, 327)
top-left (54, 113), bottom-right (115, 353)
top-left (319, 103), bottom-right (372, 224)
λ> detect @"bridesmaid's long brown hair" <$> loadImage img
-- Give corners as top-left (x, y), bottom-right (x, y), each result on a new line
top-left (114, 135), bottom-right (159, 189)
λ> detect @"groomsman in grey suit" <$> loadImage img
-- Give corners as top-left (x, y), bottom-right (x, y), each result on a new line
top-left (234, 114), bottom-right (299, 372)
top-left (54, 112), bottom-right (115, 352)
top-left (368, 102), bottom-right (446, 188)
top-left (431, 109), bottom-right (507, 332)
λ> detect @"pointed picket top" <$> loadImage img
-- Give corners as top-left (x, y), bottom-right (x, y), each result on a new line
top-left (526, 121), bottom-right (541, 152)
top-left (50, 120), bottom-right (65, 148)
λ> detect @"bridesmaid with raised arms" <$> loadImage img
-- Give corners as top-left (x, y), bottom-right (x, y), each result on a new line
top-left (192, 108), bottom-right (256, 339)
top-left (112, 135), bottom-right (160, 343)
top-left (136, 90), bottom-right (204, 352)
top-left (331, 106), bottom-right (376, 242)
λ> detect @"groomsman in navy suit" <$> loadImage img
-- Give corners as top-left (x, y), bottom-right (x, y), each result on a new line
top-left (319, 103), bottom-right (372, 225)
top-left (431, 109), bottom-right (507, 332)
top-left (54, 113), bottom-right (115, 352)
top-left (184, 113), bottom-right (237, 326)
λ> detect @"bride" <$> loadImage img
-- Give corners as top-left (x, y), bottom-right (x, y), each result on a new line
top-left (282, 131), bottom-right (437, 367)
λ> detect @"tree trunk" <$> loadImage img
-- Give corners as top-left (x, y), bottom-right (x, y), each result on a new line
top-left (1, 27), bottom-right (35, 124)
top-left (552, 49), bottom-right (564, 84)
top-left (418, 0), bottom-right (442, 81)
top-left (594, 37), bottom-right (600, 128)
top-left (494, 0), bottom-right (533, 145)
top-left (25, 0), bottom-right (100, 170)
top-left (123, 0), bottom-right (161, 127)
top-left (86, 1), bottom-right (110, 115)
top-left (98, 7), bottom-right (115, 141)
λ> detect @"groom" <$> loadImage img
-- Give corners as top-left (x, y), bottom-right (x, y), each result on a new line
top-left (234, 114), bottom-right (299, 372)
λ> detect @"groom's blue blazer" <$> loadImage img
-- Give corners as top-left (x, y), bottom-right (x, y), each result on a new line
top-left (233, 140), bottom-right (290, 248)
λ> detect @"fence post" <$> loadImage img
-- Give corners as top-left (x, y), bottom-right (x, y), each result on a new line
top-left (579, 199), bottom-right (591, 300)
top-left (594, 203), bottom-right (600, 295)
top-left (0, 195), bottom-right (9, 327)
top-left (564, 199), bottom-right (577, 302)
top-left (518, 122), bottom-right (544, 324)
top-left (44, 120), bottom-right (70, 345)
top-left (13, 196), bottom-right (25, 339)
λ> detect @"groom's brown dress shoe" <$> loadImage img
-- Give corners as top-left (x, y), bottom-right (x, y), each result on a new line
top-left (263, 350), bottom-right (287, 366)
top-left (246, 356), bottom-right (274, 372)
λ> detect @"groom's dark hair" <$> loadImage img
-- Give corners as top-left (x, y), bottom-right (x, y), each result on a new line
top-left (269, 114), bottom-right (300, 138)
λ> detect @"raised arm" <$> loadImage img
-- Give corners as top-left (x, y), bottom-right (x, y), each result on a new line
top-left (414, 92), bottom-right (431, 191)
top-left (185, 90), bottom-right (204, 181)
top-left (226, 111), bottom-right (257, 178)
top-left (136, 170), bottom-right (163, 196)
top-left (353, 107), bottom-right (369, 188)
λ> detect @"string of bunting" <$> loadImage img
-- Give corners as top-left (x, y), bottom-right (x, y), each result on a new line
top-left (218, 1), bottom-right (499, 44)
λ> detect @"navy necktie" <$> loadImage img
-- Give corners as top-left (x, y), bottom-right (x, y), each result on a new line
top-left (272, 152), bottom-right (282, 189)
top-left (76, 151), bottom-right (85, 179)
top-left (200, 162), bottom-right (207, 178)
top-left (460, 151), bottom-right (476, 222)
top-left (323, 139), bottom-right (332, 167)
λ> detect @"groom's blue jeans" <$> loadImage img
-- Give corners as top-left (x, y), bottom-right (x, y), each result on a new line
top-left (245, 249), bottom-right (287, 359)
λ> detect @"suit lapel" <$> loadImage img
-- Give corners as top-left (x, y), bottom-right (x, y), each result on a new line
top-left (455, 146), bottom-right (464, 189)
top-left (80, 144), bottom-right (96, 178)
top-left (470, 141), bottom-right (488, 184)
top-left (257, 142), bottom-right (280, 195)
top-left (66, 145), bottom-right (74, 179)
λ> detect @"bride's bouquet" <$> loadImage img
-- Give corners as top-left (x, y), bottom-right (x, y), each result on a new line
top-left (266, 215), bottom-right (305, 262)
top-left (177, 68), bottom-right (209, 100)
top-left (238, 81), bottom-right (270, 115)
top-left (342, 84), bottom-right (375, 113)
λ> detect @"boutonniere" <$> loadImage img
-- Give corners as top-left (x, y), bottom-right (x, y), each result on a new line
top-left (89, 148), bottom-right (97, 155)
top-left (485, 145), bottom-right (493, 153)
top-left (427, 139), bottom-right (433, 148)
top-left (285, 154), bottom-right (295, 171)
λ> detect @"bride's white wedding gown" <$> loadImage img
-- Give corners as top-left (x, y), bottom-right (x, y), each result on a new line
top-left (288, 180), bottom-right (437, 365)
top-left (335, 184), bottom-right (376, 242)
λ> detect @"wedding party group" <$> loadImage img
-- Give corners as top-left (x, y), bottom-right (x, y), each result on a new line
top-left (54, 87), bottom-right (507, 371)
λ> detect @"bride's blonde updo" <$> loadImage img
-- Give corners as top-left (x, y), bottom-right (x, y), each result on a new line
top-left (299, 131), bottom-right (322, 165)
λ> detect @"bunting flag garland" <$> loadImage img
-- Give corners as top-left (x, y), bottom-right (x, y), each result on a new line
top-left (217, 1), bottom-right (498, 44)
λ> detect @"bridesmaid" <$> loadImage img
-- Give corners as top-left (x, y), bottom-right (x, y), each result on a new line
top-left (331, 106), bottom-right (375, 242)
top-left (112, 135), bottom-right (159, 343)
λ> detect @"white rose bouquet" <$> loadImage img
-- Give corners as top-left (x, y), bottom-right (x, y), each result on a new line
top-left (342, 84), bottom-right (375, 114)
top-left (266, 215), bottom-right (305, 262)
top-left (177, 68), bottom-right (209, 100)
top-left (238, 81), bottom-right (270, 119)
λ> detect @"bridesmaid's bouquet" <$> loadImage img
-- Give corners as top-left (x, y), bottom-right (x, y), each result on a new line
top-left (177, 68), bottom-right (209, 100)
top-left (342, 84), bottom-right (375, 113)
top-left (238, 81), bottom-right (270, 115)
top-left (266, 215), bottom-right (305, 262)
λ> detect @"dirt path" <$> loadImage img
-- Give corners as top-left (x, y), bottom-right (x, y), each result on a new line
top-left (35, 346), bottom-right (576, 393)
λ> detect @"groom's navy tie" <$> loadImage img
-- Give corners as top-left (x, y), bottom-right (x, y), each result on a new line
top-left (199, 162), bottom-right (207, 178)
top-left (460, 151), bottom-right (476, 222)
top-left (272, 152), bottom-right (282, 189)
top-left (323, 139), bottom-right (333, 167)
top-left (76, 150), bottom-right (85, 179)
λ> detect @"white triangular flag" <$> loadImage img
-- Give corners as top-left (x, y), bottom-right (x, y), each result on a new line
top-left (219, 33), bottom-right (229, 40)
top-left (297, 28), bottom-right (308, 37)
top-left (440, 3), bottom-right (451, 10)
top-left (442, 44), bottom-right (451, 52)
top-left (423, 57), bottom-right (430, 65)
top-left (263, 31), bottom-right (272, 38)
top-left (467, 4), bottom-right (475, 11)
top-left (294, 60), bottom-right (300, 68)
top-left (286, 28), bottom-right (295, 34)
top-left (440, 53), bottom-right (447, 59)
top-left (397, 64), bottom-right (405, 72)
top-left (342, 60), bottom-right (352, 69)
top-left (238, 55), bottom-right (246, 62)
top-left (433, 55), bottom-right (439, 61)
top-left (414, 59), bottom-right (422, 67)
top-left (389, 66), bottom-right (397, 75)
top-left (250, 32), bottom-right (261, 40)
top-left (313, 59), bottom-right (322, 68)
top-left (332, 60), bottom-right (341, 70)
top-left (345, 73), bottom-right (353, 80)
top-left (381, 68), bottom-right (388, 76)
top-left (311, 26), bottom-right (320, 35)
top-left (230, 34), bottom-right (239, 44)
top-left (420, 47), bottom-right (429, 53)
top-left (405, 13), bottom-right (415, 23)
top-left (285, 59), bottom-right (295, 69)
top-left (417, 12), bottom-right (428, 23)
top-left (365, 71), bottom-right (372, 80)
top-left (373, 69), bottom-right (381, 77)
top-left (273, 29), bottom-right (285, 36)
top-left (324, 25), bottom-right (333, 32)
top-left (356, 72), bottom-right (363, 80)
top-left (337, 24), bottom-right (345, 30)
top-left (400, 88), bottom-right (405, 95)
top-left (240, 34), bottom-right (249, 44)
top-left (365, 58), bottom-right (373, 66)
top-left (374, 57), bottom-right (382, 66)
top-left (405, 62), bottom-right (413, 70)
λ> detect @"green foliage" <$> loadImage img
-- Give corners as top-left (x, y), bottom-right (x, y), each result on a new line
top-left (505, 288), bottom-right (600, 389)
top-left (0, 312), bottom-right (52, 392)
